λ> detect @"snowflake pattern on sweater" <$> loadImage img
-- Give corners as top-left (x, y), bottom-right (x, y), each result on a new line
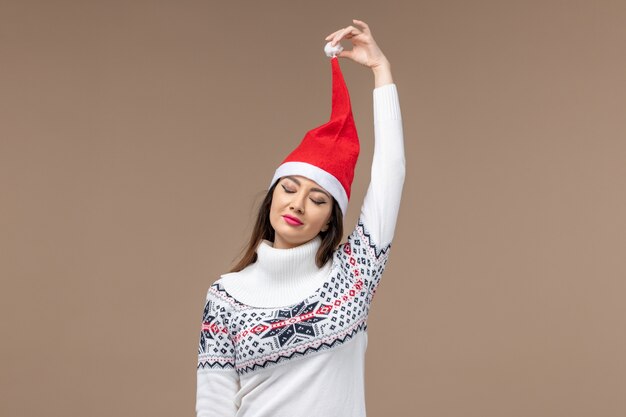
top-left (197, 215), bottom-right (391, 376)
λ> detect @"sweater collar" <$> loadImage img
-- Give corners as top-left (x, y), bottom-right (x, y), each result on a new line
top-left (254, 235), bottom-right (323, 283)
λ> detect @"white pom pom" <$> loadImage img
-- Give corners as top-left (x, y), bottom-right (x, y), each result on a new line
top-left (324, 41), bottom-right (344, 58)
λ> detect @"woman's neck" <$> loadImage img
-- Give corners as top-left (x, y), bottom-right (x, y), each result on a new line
top-left (255, 236), bottom-right (323, 283)
top-left (218, 235), bottom-right (332, 308)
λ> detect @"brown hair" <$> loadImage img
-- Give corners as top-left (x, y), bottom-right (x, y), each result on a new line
top-left (229, 180), bottom-right (344, 272)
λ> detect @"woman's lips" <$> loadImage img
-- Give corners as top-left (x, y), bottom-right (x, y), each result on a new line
top-left (283, 215), bottom-right (303, 226)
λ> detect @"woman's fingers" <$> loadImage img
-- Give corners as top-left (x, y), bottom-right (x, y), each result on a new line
top-left (331, 26), bottom-right (362, 46)
top-left (324, 29), bottom-right (342, 41)
top-left (336, 48), bottom-right (354, 60)
top-left (323, 19), bottom-right (385, 68)
top-left (351, 19), bottom-right (371, 35)
top-left (324, 26), bottom-right (353, 42)
top-left (324, 20), bottom-right (372, 50)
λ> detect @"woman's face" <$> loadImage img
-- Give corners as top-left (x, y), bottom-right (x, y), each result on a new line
top-left (269, 175), bottom-right (334, 249)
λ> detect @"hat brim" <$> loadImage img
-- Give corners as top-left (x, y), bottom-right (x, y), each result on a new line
top-left (269, 161), bottom-right (348, 215)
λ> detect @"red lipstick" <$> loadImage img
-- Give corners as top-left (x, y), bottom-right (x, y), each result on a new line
top-left (283, 215), bottom-right (303, 226)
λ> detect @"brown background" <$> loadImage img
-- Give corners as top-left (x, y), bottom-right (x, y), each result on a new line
top-left (2, 1), bottom-right (625, 416)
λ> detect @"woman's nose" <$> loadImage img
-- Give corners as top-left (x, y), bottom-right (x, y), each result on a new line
top-left (290, 203), bottom-right (304, 214)
top-left (289, 194), bottom-right (305, 213)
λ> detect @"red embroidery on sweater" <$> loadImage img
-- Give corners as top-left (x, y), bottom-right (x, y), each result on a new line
top-left (232, 278), bottom-right (365, 343)
top-left (236, 316), bottom-right (367, 370)
top-left (202, 322), bottom-right (229, 334)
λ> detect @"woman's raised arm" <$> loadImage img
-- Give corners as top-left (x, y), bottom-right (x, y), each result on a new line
top-left (326, 19), bottom-right (405, 248)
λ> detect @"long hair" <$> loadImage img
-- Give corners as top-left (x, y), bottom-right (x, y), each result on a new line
top-left (229, 181), bottom-right (344, 272)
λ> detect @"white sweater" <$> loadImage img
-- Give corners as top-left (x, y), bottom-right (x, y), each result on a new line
top-left (196, 83), bottom-right (404, 417)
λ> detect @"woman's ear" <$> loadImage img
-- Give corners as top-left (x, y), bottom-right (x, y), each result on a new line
top-left (321, 222), bottom-right (330, 233)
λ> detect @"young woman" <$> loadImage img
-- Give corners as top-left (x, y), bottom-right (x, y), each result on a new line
top-left (196, 19), bottom-right (405, 417)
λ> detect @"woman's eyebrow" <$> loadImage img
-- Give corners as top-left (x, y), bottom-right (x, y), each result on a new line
top-left (284, 176), bottom-right (331, 199)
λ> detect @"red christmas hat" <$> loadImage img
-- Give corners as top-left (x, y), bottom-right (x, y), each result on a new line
top-left (269, 56), bottom-right (359, 215)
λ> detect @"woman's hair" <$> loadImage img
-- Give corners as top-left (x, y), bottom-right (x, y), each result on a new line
top-left (229, 180), bottom-right (344, 272)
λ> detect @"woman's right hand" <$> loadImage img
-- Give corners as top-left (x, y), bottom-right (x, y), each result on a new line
top-left (324, 19), bottom-right (390, 72)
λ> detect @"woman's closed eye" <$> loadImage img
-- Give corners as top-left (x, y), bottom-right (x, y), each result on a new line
top-left (281, 185), bottom-right (326, 205)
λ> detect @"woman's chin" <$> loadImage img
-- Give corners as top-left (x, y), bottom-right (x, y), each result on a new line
top-left (274, 229), bottom-right (313, 248)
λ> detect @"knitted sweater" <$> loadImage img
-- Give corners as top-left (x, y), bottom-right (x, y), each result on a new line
top-left (196, 83), bottom-right (404, 417)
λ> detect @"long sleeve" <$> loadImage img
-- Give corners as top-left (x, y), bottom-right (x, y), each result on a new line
top-left (196, 286), bottom-right (239, 417)
top-left (361, 83), bottom-right (405, 248)
top-left (337, 83), bottom-right (405, 303)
